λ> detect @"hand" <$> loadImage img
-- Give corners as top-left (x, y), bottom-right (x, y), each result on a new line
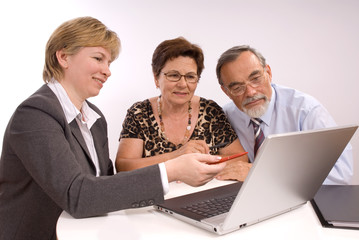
top-left (215, 158), bottom-right (252, 181)
top-left (174, 140), bottom-right (210, 157)
top-left (165, 153), bottom-right (226, 187)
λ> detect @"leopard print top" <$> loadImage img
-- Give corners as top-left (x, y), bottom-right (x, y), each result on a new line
top-left (119, 97), bottom-right (238, 157)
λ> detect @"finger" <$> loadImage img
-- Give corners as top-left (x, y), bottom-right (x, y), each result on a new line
top-left (216, 173), bottom-right (242, 181)
top-left (204, 162), bottom-right (227, 175)
top-left (194, 153), bottom-right (222, 164)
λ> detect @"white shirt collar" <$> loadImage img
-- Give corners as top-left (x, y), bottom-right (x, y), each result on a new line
top-left (47, 79), bottom-right (100, 128)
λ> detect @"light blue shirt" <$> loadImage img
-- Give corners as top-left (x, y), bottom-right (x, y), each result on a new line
top-left (223, 83), bottom-right (353, 185)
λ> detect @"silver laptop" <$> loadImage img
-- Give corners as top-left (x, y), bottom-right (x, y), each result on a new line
top-left (155, 125), bottom-right (358, 235)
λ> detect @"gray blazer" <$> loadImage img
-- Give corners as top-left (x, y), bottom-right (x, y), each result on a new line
top-left (0, 85), bottom-right (164, 240)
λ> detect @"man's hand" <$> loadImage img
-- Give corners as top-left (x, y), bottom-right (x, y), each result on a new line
top-left (215, 158), bottom-right (252, 181)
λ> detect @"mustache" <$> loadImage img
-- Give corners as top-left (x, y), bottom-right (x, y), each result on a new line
top-left (242, 94), bottom-right (267, 107)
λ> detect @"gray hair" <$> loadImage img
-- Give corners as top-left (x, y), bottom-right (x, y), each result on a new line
top-left (216, 45), bottom-right (266, 85)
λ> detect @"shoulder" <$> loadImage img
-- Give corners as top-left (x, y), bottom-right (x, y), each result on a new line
top-left (272, 84), bottom-right (335, 129)
top-left (22, 84), bottom-right (59, 106)
top-left (129, 99), bottom-right (150, 110)
top-left (199, 97), bottom-right (222, 110)
top-left (125, 99), bottom-right (151, 115)
top-left (123, 99), bottom-right (153, 125)
top-left (8, 85), bottom-right (67, 133)
top-left (18, 84), bottom-right (64, 119)
top-left (222, 101), bottom-right (240, 114)
top-left (273, 84), bottom-right (322, 109)
top-left (198, 97), bottom-right (231, 122)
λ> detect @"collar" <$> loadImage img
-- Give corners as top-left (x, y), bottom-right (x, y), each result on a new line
top-left (47, 79), bottom-right (100, 128)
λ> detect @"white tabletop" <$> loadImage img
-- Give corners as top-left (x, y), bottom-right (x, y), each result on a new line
top-left (57, 180), bottom-right (359, 240)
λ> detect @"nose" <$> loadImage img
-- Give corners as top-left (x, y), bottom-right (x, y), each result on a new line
top-left (176, 75), bottom-right (188, 87)
top-left (103, 64), bottom-right (111, 79)
top-left (244, 83), bottom-right (257, 96)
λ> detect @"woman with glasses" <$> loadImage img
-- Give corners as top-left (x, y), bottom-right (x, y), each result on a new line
top-left (116, 37), bottom-right (251, 181)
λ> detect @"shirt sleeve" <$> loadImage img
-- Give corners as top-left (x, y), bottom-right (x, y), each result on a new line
top-left (303, 105), bottom-right (354, 184)
top-left (158, 163), bottom-right (169, 195)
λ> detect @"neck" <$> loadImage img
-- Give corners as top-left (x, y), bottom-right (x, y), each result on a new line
top-left (157, 95), bottom-right (192, 145)
top-left (158, 96), bottom-right (190, 116)
top-left (58, 80), bottom-right (84, 111)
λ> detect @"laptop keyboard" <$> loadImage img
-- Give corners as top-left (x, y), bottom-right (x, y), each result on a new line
top-left (181, 194), bottom-right (236, 218)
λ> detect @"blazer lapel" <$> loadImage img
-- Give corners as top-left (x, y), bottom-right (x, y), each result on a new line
top-left (69, 120), bottom-right (95, 169)
top-left (90, 122), bottom-right (109, 175)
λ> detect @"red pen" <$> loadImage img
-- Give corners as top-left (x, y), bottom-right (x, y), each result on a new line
top-left (210, 152), bottom-right (248, 164)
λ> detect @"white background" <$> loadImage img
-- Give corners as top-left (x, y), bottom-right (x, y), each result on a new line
top-left (1, 0), bottom-right (358, 183)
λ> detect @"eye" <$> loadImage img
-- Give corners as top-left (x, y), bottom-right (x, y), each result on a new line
top-left (167, 73), bottom-right (180, 78)
top-left (250, 76), bottom-right (262, 84)
top-left (94, 57), bottom-right (102, 62)
top-left (230, 85), bottom-right (243, 92)
top-left (185, 74), bottom-right (197, 80)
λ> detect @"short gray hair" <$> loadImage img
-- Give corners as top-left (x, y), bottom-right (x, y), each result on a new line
top-left (216, 45), bottom-right (266, 85)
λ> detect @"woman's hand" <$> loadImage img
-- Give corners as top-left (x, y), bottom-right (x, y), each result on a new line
top-left (165, 153), bottom-right (225, 187)
top-left (174, 140), bottom-right (210, 156)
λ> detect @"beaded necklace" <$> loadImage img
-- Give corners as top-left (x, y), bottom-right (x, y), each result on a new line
top-left (157, 95), bottom-right (192, 145)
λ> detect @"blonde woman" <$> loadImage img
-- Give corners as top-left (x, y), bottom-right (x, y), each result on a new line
top-left (0, 17), bottom-right (225, 240)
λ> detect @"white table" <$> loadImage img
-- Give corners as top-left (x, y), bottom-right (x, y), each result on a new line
top-left (57, 180), bottom-right (359, 239)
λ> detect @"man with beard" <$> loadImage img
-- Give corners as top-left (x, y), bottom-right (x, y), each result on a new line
top-left (216, 45), bottom-right (352, 185)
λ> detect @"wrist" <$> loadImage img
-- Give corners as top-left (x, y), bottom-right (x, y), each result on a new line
top-left (164, 159), bottom-right (176, 183)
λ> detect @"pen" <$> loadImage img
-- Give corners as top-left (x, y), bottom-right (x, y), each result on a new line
top-left (210, 152), bottom-right (248, 164)
top-left (209, 142), bottom-right (229, 150)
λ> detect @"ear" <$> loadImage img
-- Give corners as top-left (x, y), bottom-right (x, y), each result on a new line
top-left (153, 73), bottom-right (160, 88)
top-left (56, 49), bottom-right (69, 69)
top-left (265, 64), bottom-right (272, 83)
top-left (221, 85), bottom-right (232, 100)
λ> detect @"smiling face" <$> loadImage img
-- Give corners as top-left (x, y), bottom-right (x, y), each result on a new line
top-left (220, 51), bottom-right (272, 118)
top-left (57, 46), bottom-right (112, 108)
top-left (155, 56), bottom-right (198, 107)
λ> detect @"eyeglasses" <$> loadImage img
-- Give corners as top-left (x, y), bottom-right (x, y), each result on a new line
top-left (224, 69), bottom-right (266, 96)
top-left (161, 71), bottom-right (199, 83)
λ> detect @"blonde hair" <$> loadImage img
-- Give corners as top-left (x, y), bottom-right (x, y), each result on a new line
top-left (43, 16), bottom-right (121, 83)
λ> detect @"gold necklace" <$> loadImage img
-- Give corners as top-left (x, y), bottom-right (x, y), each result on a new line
top-left (157, 95), bottom-right (192, 145)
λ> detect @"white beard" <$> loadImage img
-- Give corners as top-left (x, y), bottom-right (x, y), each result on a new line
top-left (242, 94), bottom-right (270, 118)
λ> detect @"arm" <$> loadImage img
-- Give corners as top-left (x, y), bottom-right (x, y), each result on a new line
top-left (116, 138), bottom-right (175, 171)
top-left (8, 95), bottom-right (165, 218)
top-left (115, 138), bottom-right (211, 172)
top-left (303, 105), bottom-right (353, 184)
